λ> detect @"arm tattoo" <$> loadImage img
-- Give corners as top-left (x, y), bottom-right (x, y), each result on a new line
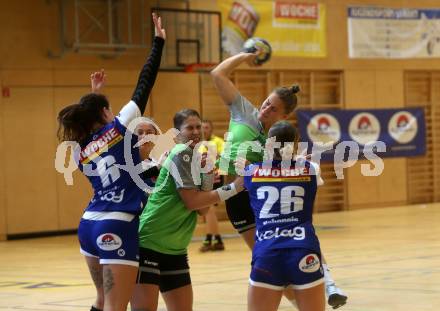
top-left (103, 266), bottom-right (115, 295)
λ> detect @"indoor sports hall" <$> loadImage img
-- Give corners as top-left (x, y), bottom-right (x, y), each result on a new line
top-left (0, 1), bottom-right (439, 311)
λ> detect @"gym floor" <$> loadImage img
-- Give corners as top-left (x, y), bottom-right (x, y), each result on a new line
top-left (0, 203), bottom-right (439, 311)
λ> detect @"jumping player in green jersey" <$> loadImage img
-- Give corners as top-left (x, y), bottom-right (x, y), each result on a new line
top-left (211, 51), bottom-right (347, 309)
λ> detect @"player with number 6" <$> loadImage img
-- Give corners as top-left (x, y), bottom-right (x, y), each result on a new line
top-left (57, 13), bottom-right (165, 311)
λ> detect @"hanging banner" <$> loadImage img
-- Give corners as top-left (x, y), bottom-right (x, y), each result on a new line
top-left (348, 6), bottom-right (440, 58)
top-left (218, 0), bottom-right (326, 57)
top-left (296, 108), bottom-right (426, 162)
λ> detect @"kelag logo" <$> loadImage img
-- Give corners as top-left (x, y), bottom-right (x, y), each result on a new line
top-left (349, 112), bottom-right (380, 145)
top-left (388, 111), bottom-right (418, 144)
top-left (307, 113), bottom-right (341, 144)
top-left (299, 254), bottom-right (321, 273)
top-left (96, 233), bottom-right (122, 251)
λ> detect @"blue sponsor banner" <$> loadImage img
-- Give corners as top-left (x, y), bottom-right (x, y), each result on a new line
top-left (296, 108), bottom-right (426, 162)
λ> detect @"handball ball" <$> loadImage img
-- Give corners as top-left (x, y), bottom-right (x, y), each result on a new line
top-left (243, 37), bottom-right (272, 65)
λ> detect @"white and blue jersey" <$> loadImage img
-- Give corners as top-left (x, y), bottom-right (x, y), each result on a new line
top-left (244, 159), bottom-right (325, 290)
top-left (77, 101), bottom-right (145, 266)
top-left (77, 102), bottom-right (145, 214)
top-left (76, 36), bottom-right (164, 266)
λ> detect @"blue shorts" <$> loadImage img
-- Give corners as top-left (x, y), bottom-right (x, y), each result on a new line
top-left (78, 212), bottom-right (139, 267)
top-left (250, 248), bottom-right (324, 290)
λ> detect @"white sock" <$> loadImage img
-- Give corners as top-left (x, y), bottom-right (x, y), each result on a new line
top-left (322, 263), bottom-right (335, 285)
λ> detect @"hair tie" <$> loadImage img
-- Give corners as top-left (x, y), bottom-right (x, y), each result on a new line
top-left (291, 85), bottom-right (300, 94)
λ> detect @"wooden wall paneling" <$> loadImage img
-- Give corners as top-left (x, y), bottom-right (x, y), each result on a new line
top-left (1, 70), bottom-right (53, 87)
top-left (313, 71), bottom-right (343, 109)
top-left (405, 72), bottom-right (435, 204)
top-left (233, 70), bottom-right (269, 109)
top-left (432, 73), bottom-right (440, 201)
top-left (312, 71), bottom-right (345, 212)
top-left (344, 70), bottom-right (377, 107)
top-left (315, 163), bottom-right (346, 212)
top-left (344, 70), bottom-right (379, 209)
top-left (150, 72), bottom-right (200, 132)
top-left (0, 75), bottom-right (6, 240)
top-left (375, 71), bottom-right (407, 205)
top-left (266, 72), bottom-right (273, 95)
top-left (3, 87), bottom-right (59, 234)
top-left (105, 86), bottom-right (151, 117)
top-left (199, 73), bottom-right (230, 136)
top-left (375, 71), bottom-right (405, 106)
top-left (54, 70), bottom-right (139, 88)
top-left (344, 161), bottom-right (380, 209)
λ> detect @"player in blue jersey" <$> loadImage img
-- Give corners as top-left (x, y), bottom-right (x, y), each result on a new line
top-left (56, 13), bottom-right (165, 311)
top-left (212, 52), bottom-right (347, 309)
top-left (243, 121), bottom-right (325, 311)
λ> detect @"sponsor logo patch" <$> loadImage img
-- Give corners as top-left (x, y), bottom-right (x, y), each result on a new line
top-left (388, 111), bottom-right (418, 144)
top-left (349, 112), bottom-right (381, 145)
top-left (299, 254), bottom-right (320, 273)
top-left (96, 233), bottom-right (122, 251)
top-left (307, 113), bottom-right (341, 144)
top-left (182, 154), bottom-right (191, 162)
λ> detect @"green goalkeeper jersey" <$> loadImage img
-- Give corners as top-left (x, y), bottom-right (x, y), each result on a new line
top-left (138, 144), bottom-right (200, 255)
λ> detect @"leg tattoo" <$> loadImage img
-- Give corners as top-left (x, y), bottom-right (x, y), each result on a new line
top-left (89, 265), bottom-right (103, 289)
top-left (103, 266), bottom-right (115, 295)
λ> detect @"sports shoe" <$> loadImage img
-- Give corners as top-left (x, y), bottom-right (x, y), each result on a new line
top-left (199, 241), bottom-right (212, 252)
top-left (211, 241), bottom-right (225, 251)
top-left (326, 283), bottom-right (347, 309)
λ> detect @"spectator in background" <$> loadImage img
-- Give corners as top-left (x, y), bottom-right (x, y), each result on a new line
top-left (199, 119), bottom-right (226, 252)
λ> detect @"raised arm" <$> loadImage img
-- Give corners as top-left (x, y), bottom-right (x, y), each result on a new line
top-left (210, 52), bottom-right (260, 106)
top-left (130, 13), bottom-right (165, 115)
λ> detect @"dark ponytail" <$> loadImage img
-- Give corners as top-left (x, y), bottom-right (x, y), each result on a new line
top-left (273, 84), bottom-right (300, 114)
top-left (57, 93), bottom-right (110, 143)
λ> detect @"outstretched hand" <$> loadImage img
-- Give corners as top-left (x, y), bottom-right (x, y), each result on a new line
top-left (91, 69), bottom-right (106, 93)
top-left (152, 13), bottom-right (166, 39)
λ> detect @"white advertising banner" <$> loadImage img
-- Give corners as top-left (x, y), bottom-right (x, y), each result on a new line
top-left (348, 6), bottom-right (440, 58)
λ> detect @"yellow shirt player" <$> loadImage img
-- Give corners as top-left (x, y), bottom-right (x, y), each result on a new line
top-left (199, 121), bottom-right (224, 156)
top-left (199, 119), bottom-right (226, 252)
